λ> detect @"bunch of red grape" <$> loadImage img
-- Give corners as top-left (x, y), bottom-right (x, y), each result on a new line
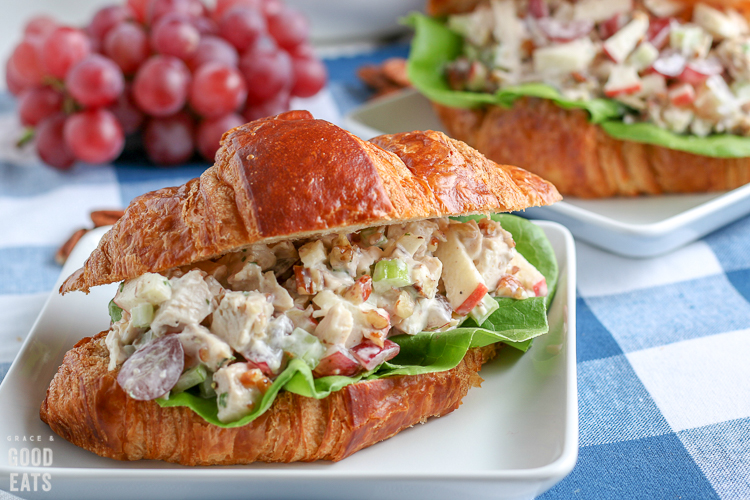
top-left (6, 0), bottom-right (327, 169)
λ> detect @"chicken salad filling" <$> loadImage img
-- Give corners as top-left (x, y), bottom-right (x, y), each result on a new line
top-left (444, 0), bottom-right (750, 137)
top-left (106, 216), bottom-right (548, 423)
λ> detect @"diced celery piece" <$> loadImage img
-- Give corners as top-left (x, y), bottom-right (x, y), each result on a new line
top-left (469, 293), bottom-right (500, 325)
top-left (130, 303), bottom-right (154, 328)
top-left (172, 364), bottom-right (208, 394)
top-left (281, 328), bottom-right (325, 369)
top-left (372, 259), bottom-right (412, 288)
top-left (199, 374), bottom-right (216, 398)
top-left (108, 299), bottom-right (123, 323)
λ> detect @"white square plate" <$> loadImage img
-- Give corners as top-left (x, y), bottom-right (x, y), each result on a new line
top-left (0, 222), bottom-right (577, 500)
top-left (344, 89), bottom-right (750, 258)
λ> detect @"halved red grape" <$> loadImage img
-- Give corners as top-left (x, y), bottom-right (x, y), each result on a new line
top-left (18, 87), bottom-right (64, 126)
top-left (151, 13), bottom-right (201, 60)
top-left (41, 27), bottom-right (92, 80)
top-left (64, 108), bottom-right (125, 164)
top-left (143, 111), bottom-right (195, 164)
top-left (266, 6), bottom-right (309, 50)
top-left (66, 54), bottom-right (125, 108)
top-left (219, 6), bottom-right (267, 52)
top-left (104, 22), bottom-right (150, 75)
top-left (239, 47), bottom-right (292, 104)
top-left (117, 335), bottom-right (185, 400)
top-left (291, 56), bottom-right (326, 98)
top-left (88, 5), bottom-right (133, 45)
top-left (35, 114), bottom-right (75, 170)
top-left (196, 113), bottom-right (244, 160)
top-left (189, 62), bottom-right (247, 118)
top-left (132, 55), bottom-right (191, 116)
top-left (187, 36), bottom-right (238, 71)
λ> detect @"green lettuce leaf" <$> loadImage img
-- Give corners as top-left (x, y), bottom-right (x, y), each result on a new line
top-left (600, 121), bottom-right (750, 157)
top-left (157, 214), bottom-right (557, 427)
top-left (405, 12), bottom-right (750, 158)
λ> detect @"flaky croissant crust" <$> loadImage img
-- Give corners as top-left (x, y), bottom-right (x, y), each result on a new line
top-left (61, 110), bottom-right (560, 294)
top-left (40, 333), bottom-right (497, 465)
top-left (434, 99), bottom-right (750, 198)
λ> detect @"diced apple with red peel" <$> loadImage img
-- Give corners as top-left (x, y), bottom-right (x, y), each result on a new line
top-left (313, 347), bottom-right (361, 377)
top-left (351, 339), bottom-right (400, 371)
top-left (647, 17), bottom-right (672, 48)
top-left (528, 0), bottom-right (548, 18)
top-left (678, 58), bottom-right (723, 85)
top-left (599, 12), bottom-right (628, 40)
top-left (246, 360), bottom-right (274, 377)
top-left (604, 65), bottom-right (643, 97)
top-left (627, 42), bottom-right (659, 72)
top-left (533, 279), bottom-right (548, 297)
top-left (668, 83), bottom-right (696, 106)
top-left (603, 12), bottom-right (650, 64)
top-left (434, 226), bottom-right (488, 313)
top-left (644, 0), bottom-right (684, 18)
top-left (572, 0), bottom-right (632, 24)
top-left (455, 283), bottom-right (489, 316)
top-left (533, 38), bottom-right (597, 75)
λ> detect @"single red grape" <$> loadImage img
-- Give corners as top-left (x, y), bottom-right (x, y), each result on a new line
top-left (5, 59), bottom-right (29, 96)
top-left (66, 54), bottom-right (125, 108)
top-left (41, 27), bottom-right (92, 80)
top-left (266, 5), bottom-right (309, 50)
top-left (291, 56), bottom-right (327, 98)
top-left (219, 7), bottom-right (267, 52)
top-left (10, 38), bottom-right (46, 86)
top-left (24, 15), bottom-right (58, 39)
top-left (196, 113), bottom-right (244, 160)
top-left (213, 0), bottom-right (261, 21)
top-left (109, 86), bottom-right (145, 134)
top-left (191, 16), bottom-right (218, 36)
top-left (143, 112), bottom-right (195, 164)
top-left (18, 87), bottom-right (64, 126)
top-left (127, 0), bottom-right (151, 23)
top-left (242, 89), bottom-right (289, 121)
top-left (239, 47), bottom-right (292, 104)
top-left (187, 36), bottom-right (238, 71)
top-left (151, 14), bottom-right (201, 60)
top-left (189, 62), bottom-right (247, 118)
top-left (64, 108), bottom-right (125, 164)
top-left (88, 5), bottom-right (133, 45)
top-left (132, 55), bottom-right (191, 116)
top-left (36, 114), bottom-right (76, 169)
top-left (148, 0), bottom-right (203, 24)
top-left (103, 22), bottom-right (150, 75)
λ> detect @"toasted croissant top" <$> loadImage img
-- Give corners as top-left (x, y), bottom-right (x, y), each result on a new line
top-left (61, 111), bottom-right (560, 294)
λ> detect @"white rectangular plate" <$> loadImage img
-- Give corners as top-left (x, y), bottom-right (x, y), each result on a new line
top-left (0, 222), bottom-right (577, 500)
top-left (344, 89), bottom-right (750, 258)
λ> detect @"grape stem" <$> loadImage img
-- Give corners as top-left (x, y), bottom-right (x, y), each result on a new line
top-left (16, 127), bottom-right (35, 148)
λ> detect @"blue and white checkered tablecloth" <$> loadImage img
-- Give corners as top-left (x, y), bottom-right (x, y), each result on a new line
top-left (1, 45), bottom-right (749, 500)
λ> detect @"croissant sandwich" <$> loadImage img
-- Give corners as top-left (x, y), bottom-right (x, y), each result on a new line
top-left (40, 110), bottom-right (561, 465)
top-left (410, 0), bottom-right (750, 197)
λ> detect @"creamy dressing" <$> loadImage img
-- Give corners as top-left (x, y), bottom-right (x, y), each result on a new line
top-left (105, 217), bottom-right (546, 422)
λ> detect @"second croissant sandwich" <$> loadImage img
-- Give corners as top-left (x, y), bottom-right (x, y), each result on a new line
top-left (40, 110), bottom-right (561, 465)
